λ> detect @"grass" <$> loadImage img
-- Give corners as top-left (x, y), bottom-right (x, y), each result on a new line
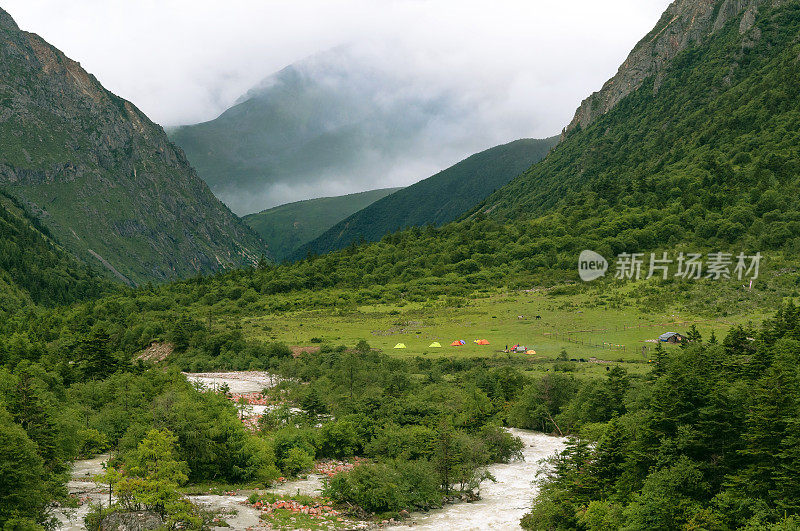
top-left (236, 281), bottom-right (768, 365)
top-left (259, 509), bottom-right (349, 530)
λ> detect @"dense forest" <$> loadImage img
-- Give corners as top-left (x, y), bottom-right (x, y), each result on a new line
top-left (522, 305), bottom-right (800, 530)
top-left (0, 191), bottom-right (111, 313)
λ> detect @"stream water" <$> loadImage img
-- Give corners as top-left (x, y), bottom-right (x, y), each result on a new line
top-left (388, 429), bottom-right (566, 530)
top-left (56, 372), bottom-right (566, 530)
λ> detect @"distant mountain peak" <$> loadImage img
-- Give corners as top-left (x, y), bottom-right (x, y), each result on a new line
top-left (170, 44), bottom-right (542, 215)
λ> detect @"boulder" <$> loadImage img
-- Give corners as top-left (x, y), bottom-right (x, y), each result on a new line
top-left (99, 511), bottom-right (164, 531)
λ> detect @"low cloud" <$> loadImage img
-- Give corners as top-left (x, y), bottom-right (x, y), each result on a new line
top-left (5, 0), bottom-right (672, 210)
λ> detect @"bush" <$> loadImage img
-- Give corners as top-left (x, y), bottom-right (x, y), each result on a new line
top-left (325, 459), bottom-right (444, 516)
top-left (281, 448), bottom-right (314, 476)
top-left (479, 425), bottom-right (524, 463)
top-left (316, 420), bottom-right (360, 459)
top-left (324, 463), bottom-right (406, 515)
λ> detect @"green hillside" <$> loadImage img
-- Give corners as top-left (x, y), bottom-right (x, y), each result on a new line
top-left (0, 190), bottom-right (110, 313)
top-left (296, 137), bottom-right (558, 258)
top-left (0, 8), bottom-right (265, 285)
top-left (476, 0), bottom-right (800, 263)
top-left (243, 188), bottom-right (401, 261)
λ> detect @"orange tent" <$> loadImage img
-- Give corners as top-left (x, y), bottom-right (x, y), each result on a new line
top-left (451, 340), bottom-right (465, 346)
top-left (475, 339), bottom-right (490, 345)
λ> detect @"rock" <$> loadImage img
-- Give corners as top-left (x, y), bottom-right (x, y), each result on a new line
top-left (399, 509), bottom-right (410, 518)
top-left (566, 0), bottom-right (781, 133)
top-left (99, 511), bottom-right (164, 531)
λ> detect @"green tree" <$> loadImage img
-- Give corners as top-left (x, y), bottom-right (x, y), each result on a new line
top-left (117, 428), bottom-right (189, 516)
top-left (0, 408), bottom-right (51, 528)
top-left (76, 328), bottom-right (116, 380)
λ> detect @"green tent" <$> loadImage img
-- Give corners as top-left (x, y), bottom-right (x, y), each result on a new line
top-left (394, 343), bottom-right (406, 349)
top-left (429, 342), bottom-right (442, 348)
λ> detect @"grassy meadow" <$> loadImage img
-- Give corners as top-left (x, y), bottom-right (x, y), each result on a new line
top-left (235, 280), bottom-right (768, 378)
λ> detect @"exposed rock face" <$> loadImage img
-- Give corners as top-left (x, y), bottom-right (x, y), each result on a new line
top-left (0, 7), bottom-right (265, 283)
top-left (98, 511), bottom-right (164, 531)
top-left (566, 0), bottom-right (779, 132)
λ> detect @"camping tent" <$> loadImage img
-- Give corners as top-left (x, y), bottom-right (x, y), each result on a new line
top-left (526, 350), bottom-right (537, 355)
top-left (394, 343), bottom-right (406, 349)
top-left (475, 339), bottom-right (490, 345)
top-left (451, 340), bottom-right (466, 346)
top-left (429, 342), bottom-right (442, 348)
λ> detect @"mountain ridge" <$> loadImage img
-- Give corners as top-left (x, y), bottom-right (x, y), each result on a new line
top-left (243, 187), bottom-right (402, 261)
top-left (295, 137), bottom-right (559, 259)
top-left (0, 7), bottom-right (266, 284)
top-left (567, 0), bottom-right (781, 132)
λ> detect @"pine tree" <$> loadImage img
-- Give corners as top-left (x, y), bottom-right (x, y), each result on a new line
top-left (76, 328), bottom-right (116, 380)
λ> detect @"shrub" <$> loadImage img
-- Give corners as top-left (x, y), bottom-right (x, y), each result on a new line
top-left (316, 420), bottom-right (360, 459)
top-left (281, 448), bottom-right (314, 476)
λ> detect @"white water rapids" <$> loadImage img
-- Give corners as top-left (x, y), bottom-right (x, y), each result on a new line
top-left (389, 429), bottom-right (566, 530)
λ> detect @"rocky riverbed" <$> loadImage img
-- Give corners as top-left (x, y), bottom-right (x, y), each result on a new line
top-left (55, 372), bottom-right (565, 530)
top-left (53, 454), bottom-right (112, 530)
top-left (387, 429), bottom-right (566, 530)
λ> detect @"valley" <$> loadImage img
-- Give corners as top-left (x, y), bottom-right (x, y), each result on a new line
top-left (2, 0), bottom-right (800, 530)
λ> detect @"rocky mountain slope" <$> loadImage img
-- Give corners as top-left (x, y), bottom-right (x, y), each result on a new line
top-left (243, 187), bottom-right (401, 261)
top-left (567, 0), bottom-right (779, 132)
top-left (296, 137), bottom-right (558, 258)
top-left (0, 8), bottom-right (265, 284)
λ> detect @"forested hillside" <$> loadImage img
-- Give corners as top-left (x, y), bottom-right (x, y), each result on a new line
top-left (296, 138), bottom-right (558, 258)
top-left (477, 0), bottom-right (800, 262)
top-left (243, 188), bottom-right (400, 261)
top-left (0, 8), bottom-right (265, 285)
top-left (0, 190), bottom-right (110, 313)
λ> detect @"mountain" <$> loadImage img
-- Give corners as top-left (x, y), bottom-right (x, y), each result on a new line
top-left (295, 137), bottom-right (558, 258)
top-left (169, 46), bottom-right (542, 215)
top-left (0, 190), bottom-right (110, 314)
top-left (0, 8), bottom-right (265, 285)
top-left (243, 187), bottom-right (401, 261)
top-left (567, 0), bottom-right (770, 133)
top-left (473, 0), bottom-right (799, 261)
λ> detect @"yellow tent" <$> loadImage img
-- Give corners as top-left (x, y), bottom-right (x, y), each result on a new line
top-left (429, 342), bottom-right (442, 348)
top-left (394, 343), bottom-right (406, 349)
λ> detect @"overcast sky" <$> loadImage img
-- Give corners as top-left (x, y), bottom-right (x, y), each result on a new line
top-left (4, 0), bottom-right (672, 135)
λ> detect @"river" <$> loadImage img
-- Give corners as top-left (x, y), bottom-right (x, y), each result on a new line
top-left (388, 429), bottom-right (566, 530)
top-left (56, 372), bottom-right (565, 530)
